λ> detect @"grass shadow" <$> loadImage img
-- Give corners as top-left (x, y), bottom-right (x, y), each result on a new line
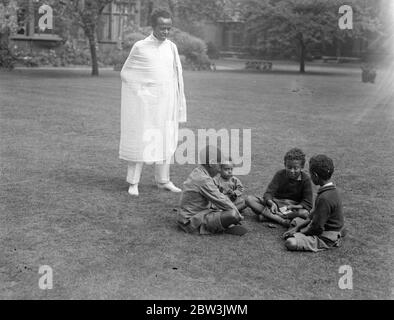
top-left (12, 68), bottom-right (118, 79)
top-left (54, 169), bottom-right (127, 192)
top-left (216, 68), bottom-right (359, 77)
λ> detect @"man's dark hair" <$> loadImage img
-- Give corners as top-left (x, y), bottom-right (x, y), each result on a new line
top-left (309, 155), bottom-right (335, 180)
top-left (199, 145), bottom-right (222, 166)
top-left (150, 8), bottom-right (172, 27)
top-left (284, 148), bottom-right (306, 166)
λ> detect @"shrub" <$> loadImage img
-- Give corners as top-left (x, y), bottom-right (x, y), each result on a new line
top-left (361, 64), bottom-right (377, 83)
top-left (8, 26), bottom-right (212, 71)
top-left (59, 41), bottom-right (91, 66)
top-left (13, 47), bottom-right (65, 67)
top-left (169, 28), bottom-right (211, 70)
top-left (0, 47), bottom-right (16, 70)
top-left (100, 49), bottom-right (129, 71)
top-left (122, 26), bottom-right (149, 51)
top-left (12, 42), bottom-right (93, 67)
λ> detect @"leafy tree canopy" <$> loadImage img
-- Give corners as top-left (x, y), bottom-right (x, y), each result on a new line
top-left (243, 0), bottom-right (384, 72)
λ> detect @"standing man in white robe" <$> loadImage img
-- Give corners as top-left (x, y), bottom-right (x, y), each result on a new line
top-left (119, 9), bottom-right (187, 196)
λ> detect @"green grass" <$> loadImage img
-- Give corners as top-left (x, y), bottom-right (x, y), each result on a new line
top-left (0, 63), bottom-right (393, 299)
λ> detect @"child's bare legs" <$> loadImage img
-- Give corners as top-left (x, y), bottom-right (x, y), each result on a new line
top-left (261, 208), bottom-right (291, 227)
top-left (246, 196), bottom-right (290, 227)
top-left (245, 195), bottom-right (264, 215)
top-left (285, 209), bottom-right (309, 220)
top-left (235, 198), bottom-right (247, 212)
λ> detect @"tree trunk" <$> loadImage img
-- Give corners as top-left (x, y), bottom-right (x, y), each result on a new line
top-left (0, 28), bottom-right (14, 70)
top-left (0, 30), bottom-right (9, 49)
top-left (296, 32), bottom-right (306, 73)
top-left (299, 38), bottom-right (306, 73)
top-left (336, 41), bottom-right (341, 60)
top-left (86, 29), bottom-right (99, 76)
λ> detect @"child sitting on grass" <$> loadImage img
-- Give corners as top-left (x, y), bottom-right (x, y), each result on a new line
top-left (214, 158), bottom-right (247, 212)
top-left (245, 148), bottom-right (313, 227)
top-left (177, 146), bottom-right (247, 235)
top-left (283, 154), bottom-right (345, 252)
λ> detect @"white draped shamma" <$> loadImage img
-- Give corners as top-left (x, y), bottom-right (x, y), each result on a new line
top-left (119, 34), bottom-right (187, 162)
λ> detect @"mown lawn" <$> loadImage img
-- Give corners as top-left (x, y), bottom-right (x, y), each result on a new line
top-left (0, 62), bottom-right (393, 299)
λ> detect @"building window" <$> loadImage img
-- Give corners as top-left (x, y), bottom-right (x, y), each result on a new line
top-left (98, 0), bottom-right (139, 42)
top-left (12, 0), bottom-right (59, 39)
top-left (16, 7), bottom-right (27, 35)
top-left (223, 23), bottom-right (244, 51)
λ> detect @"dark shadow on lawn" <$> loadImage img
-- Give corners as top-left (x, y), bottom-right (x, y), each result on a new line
top-left (9, 67), bottom-right (360, 79)
top-left (11, 68), bottom-right (118, 79)
top-left (215, 69), bottom-right (359, 77)
top-left (55, 169), bottom-right (181, 199)
top-left (54, 169), bottom-right (127, 192)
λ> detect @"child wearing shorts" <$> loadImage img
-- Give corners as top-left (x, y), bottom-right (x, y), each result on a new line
top-left (246, 148), bottom-right (313, 227)
top-left (177, 146), bottom-right (246, 235)
top-left (283, 154), bottom-right (345, 252)
top-left (214, 158), bottom-right (247, 212)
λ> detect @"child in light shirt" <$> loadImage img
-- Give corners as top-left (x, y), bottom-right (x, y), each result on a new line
top-left (214, 159), bottom-right (247, 212)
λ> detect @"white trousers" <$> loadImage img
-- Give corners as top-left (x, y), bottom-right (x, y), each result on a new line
top-left (126, 161), bottom-right (170, 185)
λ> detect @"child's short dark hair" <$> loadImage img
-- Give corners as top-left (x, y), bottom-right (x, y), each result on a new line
top-left (220, 157), bottom-right (233, 167)
top-left (309, 155), bottom-right (334, 180)
top-left (150, 8), bottom-right (172, 27)
top-left (284, 148), bottom-right (306, 166)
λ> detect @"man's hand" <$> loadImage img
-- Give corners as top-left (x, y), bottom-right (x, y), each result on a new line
top-left (227, 189), bottom-right (237, 201)
top-left (270, 202), bottom-right (279, 214)
top-left (283, 227), bottom-right (298, 239)
top-left (235, 208), bottom-right (244, 224)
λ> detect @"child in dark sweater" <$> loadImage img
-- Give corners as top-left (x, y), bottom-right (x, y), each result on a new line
top-left (283, 154), bottom-right (345, 252)
top-left (246, 148), bottom-right (313, 227)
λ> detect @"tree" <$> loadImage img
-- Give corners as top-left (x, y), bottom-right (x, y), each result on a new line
top-left (59, 0), bottom-right (114, 76)
top-left (0, 0), bottom-right (18, 69)
top-left (244, 0), bottom-right (384, 73)
top-left (171, 0), bottom-right (233, 22)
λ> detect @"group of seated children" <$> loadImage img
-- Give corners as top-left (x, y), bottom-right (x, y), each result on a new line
top-left (177, 146), bottom-right (345, 252)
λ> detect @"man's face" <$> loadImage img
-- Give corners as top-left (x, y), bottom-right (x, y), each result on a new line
top-left (204, 163), bottom-right (220, 177)
top-left (153, 17), bottom-right (172, 41)
top-left (211, 163), bottom-right (221, 176)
